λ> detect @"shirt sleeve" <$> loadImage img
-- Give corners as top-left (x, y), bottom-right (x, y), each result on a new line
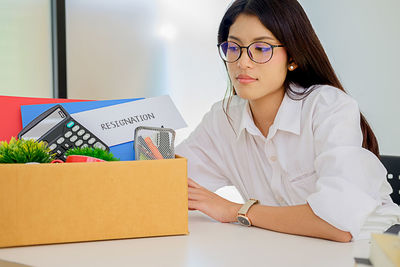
top-left (306, 88), bottom-right (391, 240)
top-left (175, 109), bottom-right (232, 192)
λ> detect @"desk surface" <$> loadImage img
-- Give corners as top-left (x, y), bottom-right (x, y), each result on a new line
top-left (0, 211), bottom-right (369, 267)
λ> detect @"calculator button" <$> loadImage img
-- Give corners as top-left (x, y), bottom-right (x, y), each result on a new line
top-left (88, 138), bottom-right (96, 145)
top-left (66, 121), bottom-right (75, 128)
top-left (49, 143), bottom-right (57, 150)
top-left (62, 142), bottom-right (73, 150)
top-left (81, 144), bottom-right (89, 148)
top-left (72, 125), bottom-right (80, 132)
top-left (64, 131), bottom-right (73, 138)
top-left (75, 140), bottom-right (83, 147)
top-left (82, 133), bottom-right (90, 140)
top-left (94, 142), bottom-right (106, 150)
top-left (56, 148), bottom-right (65, 156)
top-left (56, 137), bottom-right (65, 144)
top-left (77, 129), bottom-right (85, 136)
top-left (70, 135), bottom-right (78, 142)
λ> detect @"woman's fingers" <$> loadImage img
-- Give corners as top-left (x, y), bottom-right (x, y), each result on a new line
top-left (187, 178), bottom-right (202, 188)
top-left (188, 187), bottom-right (207, 200)
top-left (188, 200), bottom-right (199, 210)
top-left (188, 179), bottom-right (226, 217)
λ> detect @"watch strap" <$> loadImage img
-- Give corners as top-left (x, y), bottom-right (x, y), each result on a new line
top-left (238, 198), bottom-right (258, 216)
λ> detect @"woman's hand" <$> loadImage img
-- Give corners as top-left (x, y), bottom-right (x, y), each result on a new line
top-left (188, 178), bottom-right (241, 223)
top-left (187, 178), bottom-right (351, 242)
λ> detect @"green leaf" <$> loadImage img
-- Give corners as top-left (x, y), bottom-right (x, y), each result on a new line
top-left (0, 137), bottom-right (54, 163)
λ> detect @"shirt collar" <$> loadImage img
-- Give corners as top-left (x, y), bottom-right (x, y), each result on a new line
top-left (236, 87), bottom-right (303, 140)
top-left (237, 101), bottom-right (259, 138)
top-left (273, 90), bottom-right (302, 136)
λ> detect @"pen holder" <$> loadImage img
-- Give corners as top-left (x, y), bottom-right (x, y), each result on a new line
top-left (134, 126), bottom-right (175, 160)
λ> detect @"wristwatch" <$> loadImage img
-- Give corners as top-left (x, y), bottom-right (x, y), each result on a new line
top-left (237, 198), bottom-right (259, 226)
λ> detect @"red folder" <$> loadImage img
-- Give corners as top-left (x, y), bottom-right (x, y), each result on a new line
top-left (0, 95), bottom-right (88, 142)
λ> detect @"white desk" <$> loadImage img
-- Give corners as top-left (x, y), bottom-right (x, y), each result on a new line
top-left (0, 211), bottom-right (369, 267)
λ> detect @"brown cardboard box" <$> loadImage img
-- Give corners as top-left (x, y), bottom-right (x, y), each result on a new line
top-left (0, 158), bottom-right (188, 248)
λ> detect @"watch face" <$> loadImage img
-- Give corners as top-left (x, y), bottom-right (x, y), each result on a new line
top-left (237, 215), bottom-right (251, 226)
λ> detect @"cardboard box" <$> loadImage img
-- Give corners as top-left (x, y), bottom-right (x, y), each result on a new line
top-left (0, 158), bottom-right (188, 248)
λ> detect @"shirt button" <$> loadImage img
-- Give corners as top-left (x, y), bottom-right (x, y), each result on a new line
top-left (270, 156), bottom-right (277, 162)
top-left (277, 197), bottom-right (285, 205)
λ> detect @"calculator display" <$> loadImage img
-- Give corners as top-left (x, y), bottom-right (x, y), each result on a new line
top-left (20, 108), bottom-right (66, 140)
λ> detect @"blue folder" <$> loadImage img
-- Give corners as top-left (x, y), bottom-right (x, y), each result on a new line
top-left (20, 98), bottom-right (144, 161)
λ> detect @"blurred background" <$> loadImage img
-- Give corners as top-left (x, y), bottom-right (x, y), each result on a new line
top-left (1, 0), bottom-right (399, 202)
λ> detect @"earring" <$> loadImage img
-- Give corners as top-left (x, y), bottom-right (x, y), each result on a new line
top-left (289, 65), bottom-right (295, 71)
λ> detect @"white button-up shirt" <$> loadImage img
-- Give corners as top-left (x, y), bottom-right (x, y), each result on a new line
top-left (176, 84), bottom-right (400, 240)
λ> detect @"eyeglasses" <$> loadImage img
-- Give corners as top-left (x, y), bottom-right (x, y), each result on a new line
top-left (218, 41), bottom-right (284, 64)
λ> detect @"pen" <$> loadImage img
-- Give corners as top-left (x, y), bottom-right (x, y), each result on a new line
top-left (144, 137), bottom-right (164, 159)
top-left (138, 143), bottom-right (156, 160)
top-left (136, 136), bottom-right (157, 160)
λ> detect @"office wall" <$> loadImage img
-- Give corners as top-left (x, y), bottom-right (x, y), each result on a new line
top-left (65, 0), bottom-right (231, 143)
top-left (0, 0), bottom-right (53, 98)
top-left (299, 0), bottom-right (400, 156)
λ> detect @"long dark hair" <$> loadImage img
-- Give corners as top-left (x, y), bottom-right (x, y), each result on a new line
top-left (218, 0), bottom-right (379, 157)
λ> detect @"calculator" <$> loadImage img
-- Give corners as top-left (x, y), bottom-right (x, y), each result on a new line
top-left (18, 104), bottom-right (109, 161)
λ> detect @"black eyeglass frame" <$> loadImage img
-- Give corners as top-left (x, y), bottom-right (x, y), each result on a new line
top-left (217, 41), bottom-right (285, 64)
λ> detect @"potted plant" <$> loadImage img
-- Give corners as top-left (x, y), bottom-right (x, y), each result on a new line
top-left (0, 137), bottom-right (55, 163)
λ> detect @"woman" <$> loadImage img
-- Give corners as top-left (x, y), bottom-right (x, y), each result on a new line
top-left (176, 0), bottom-right (400, 242)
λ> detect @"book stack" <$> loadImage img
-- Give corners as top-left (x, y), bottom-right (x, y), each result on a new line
top-left (369, 233), bottom-right (400, 267)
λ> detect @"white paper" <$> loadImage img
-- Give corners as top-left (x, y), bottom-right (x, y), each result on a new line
top-left (71, 95), bottom-right (187, 146)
